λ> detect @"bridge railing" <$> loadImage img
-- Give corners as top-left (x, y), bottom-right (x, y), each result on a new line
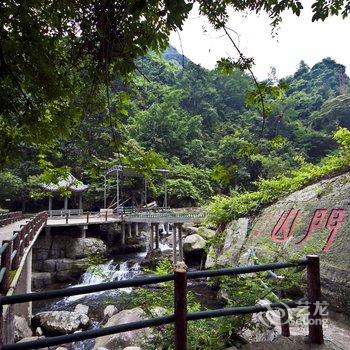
top-left (0, 255), bottom-right (324, 350)
top-left (0, 212), bottom-right (47, 295)
top-left (125, 211), bottom-right (206, 219)
top-left (48, 209), bottom-right (83, 217)
top-left (0, 212), bottom-right (23, 227)
top-left (47, 211), bottom-right (109, 224)
top-left (121, 206), bottom-right (205, 218)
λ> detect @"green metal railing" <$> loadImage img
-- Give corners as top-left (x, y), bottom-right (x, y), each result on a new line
top-left (0, 256), bottom-right (324, 350)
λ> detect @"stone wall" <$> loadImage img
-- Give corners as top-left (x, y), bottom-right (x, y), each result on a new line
top-left (32, 230), bottom-right (107, 289)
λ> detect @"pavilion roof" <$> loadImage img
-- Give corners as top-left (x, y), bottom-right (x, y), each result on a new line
top-left (41, 174), bottom-right (89, 193)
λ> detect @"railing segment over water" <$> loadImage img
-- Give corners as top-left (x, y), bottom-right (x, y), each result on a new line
top-left (46, 207), bottom-right (206, 224)
top-left (0, 255), bottom-right (324, 350)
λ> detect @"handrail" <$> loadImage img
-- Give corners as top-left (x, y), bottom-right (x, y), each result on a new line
top-left (2, 316), bottom-right (176, 350)
top-left (0, 274), bottom-right (175, 305)
top-left (0, 260), bottom-right (306, 305)
top-left (48, 209), bottom-right (83, 217)
top-left (1, 301), bottom-right (307, 350)
top-left (0, 256), bottom-right (324, 350)
top-left (0, 212), bottom-right (48, 295)
top-left (0, 212), bottom-right (23, 227)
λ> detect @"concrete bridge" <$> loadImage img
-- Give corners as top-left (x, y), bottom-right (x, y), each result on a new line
top-left (0, 208), bottom-right (203, 344)
top-left (0, 208), bottom-right (204, 302)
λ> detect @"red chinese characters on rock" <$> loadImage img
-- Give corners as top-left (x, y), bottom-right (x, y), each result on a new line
top-left (324, 209), bottom-right (346, 252)
top-left (295, 209), bottom-right (328, 245)
top-left (270, 208), bottom-right (346, 252)
top-left (271, 208), bottom-right (301, 242)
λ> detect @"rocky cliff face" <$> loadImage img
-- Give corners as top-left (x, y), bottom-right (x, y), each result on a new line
top-left (206, 172), bottom-right (350, 315)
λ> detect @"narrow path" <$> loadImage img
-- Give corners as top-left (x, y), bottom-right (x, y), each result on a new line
top-left (0, 219), bottom-right (29, 241)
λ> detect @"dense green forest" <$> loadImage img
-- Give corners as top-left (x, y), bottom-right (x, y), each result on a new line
top-left (1, 46), bottom-right (350, 213)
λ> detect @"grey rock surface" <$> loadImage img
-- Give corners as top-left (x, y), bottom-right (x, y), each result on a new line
top-left (103, 305), bottom-right (118, 319)
top-left (32, 311), bottom-right (90, 335)
top-left (183, 234), bottom-right (206, 252)
top-left (74, 304), bottom-right (89, 315)
top-left (14, 315), bottom-right (32, 342)
top-left (93, 308), bottom-right (152, 349)
top-left (206, 172), bottom-right (350, 315)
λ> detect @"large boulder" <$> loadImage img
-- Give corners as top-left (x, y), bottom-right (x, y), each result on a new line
top-left (197, 227), bottom-right (216, 240)
top-left (207, 172), bottom-right (350, 315)
top-left (104, 305), bottom-right (118, 318)
top-left (206, 218), bottom-right (249, 268)
top-left (74, 304), bottom-right (89, 315)
top-left (183, 234), bottom-right (207, 263)
top-left (35, 258), bottom-right (87, 285)
top-left (183, 234), bottom-right (206, 252)
top-left (93, 308), bottom-right (152, 349)
top-left (14, 315), bottom-right (32, 342)
top-left (66, 238), bottom-right (107, 259)
top-left (32, 311), bottom-right (90, 335)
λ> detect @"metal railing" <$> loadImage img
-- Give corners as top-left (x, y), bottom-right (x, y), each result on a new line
top-left (124, 208), bottom-right (205, 220)
top-left (46, 208), bottom-right (205, 224)
top-left (0, 212), bottom-right (23, 227)
top-left (47, 211), bottom-right (111, 224)
top-left (0, 212), bottom-right (47, 295)
top-left (0, 255), bottom-right (324, 350)
top-left (48, 209), bottom-right (83, 217)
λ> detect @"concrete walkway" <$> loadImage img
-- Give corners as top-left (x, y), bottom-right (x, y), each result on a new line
top-left (0, 219), bottom-right (29, 241)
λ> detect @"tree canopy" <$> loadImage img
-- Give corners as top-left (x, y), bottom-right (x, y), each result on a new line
top-left (2, 0), bottom-right (350, 165)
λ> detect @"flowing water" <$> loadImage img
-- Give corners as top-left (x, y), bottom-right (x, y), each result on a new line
top-left (34, 237), bottom-right (173, 349)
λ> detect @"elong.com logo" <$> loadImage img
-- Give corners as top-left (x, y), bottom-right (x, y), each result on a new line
top-left (255, 300), bottom-right (329, 328)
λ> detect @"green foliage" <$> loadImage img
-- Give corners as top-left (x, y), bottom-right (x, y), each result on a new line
top-left (2, 45), bottom-right (350, 211)
top-left (0, 171), bottom-right (25, 205)
top-left (166, 179), bottom-right (201, 205)
top-left (334, 127), bottom-right (350, 149)
top-left (131, 260), bottom-right (243, 349)
top-left (0, 0), bottom-right (196, 165)
top-left (85, 253), bottom-right (109, 281)
top-left (207, 129), bottom-right (350, 225)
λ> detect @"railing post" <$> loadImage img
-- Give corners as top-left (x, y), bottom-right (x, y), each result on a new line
top-left (86, 212), bottom-right (90, 223)
top-left (18, 228), bottom-right (24, 257)
top-left (279, 290), bottom-right (290, 337)
top-left (24, 225), bottom-right (29, 248)
top-left (0, 241), bottom-right (12, 294)
top-left (12, 232), bottom-right (21, 269)
top-left (306, 255), bottom-right (324, 344)
top-left (105, 210), bottom-right (108, 221)
top-left (174, 262), bottom-right (187, 350)
top-left (66, 212), bottom-right (69, 224)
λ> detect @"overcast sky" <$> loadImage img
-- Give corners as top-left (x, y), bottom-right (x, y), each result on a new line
top-left (169, 4), bottom-right (350, 80)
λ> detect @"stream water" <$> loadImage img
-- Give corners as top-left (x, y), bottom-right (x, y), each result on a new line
top-left (33, 235), bottom-right (174, 350)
